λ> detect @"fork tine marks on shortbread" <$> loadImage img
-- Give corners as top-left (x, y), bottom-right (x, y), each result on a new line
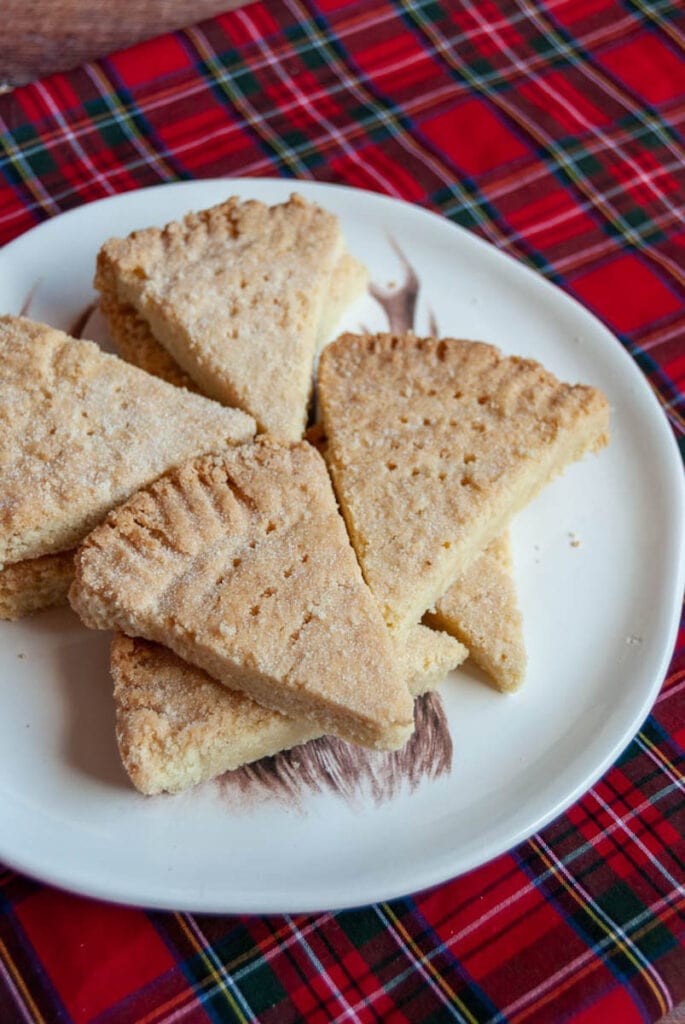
top-left (0, 315), bottom-right (256, 619)
top-left (318, 332), bottom-right (610, 633)
top-left (70, 440), bottom-right (415, 752)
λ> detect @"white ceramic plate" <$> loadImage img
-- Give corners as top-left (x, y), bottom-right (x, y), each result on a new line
top-left (0, 179), bottom-right (682, 914)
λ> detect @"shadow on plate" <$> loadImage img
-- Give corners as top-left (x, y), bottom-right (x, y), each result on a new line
top-left (52, 623), bottom-right (130, 792)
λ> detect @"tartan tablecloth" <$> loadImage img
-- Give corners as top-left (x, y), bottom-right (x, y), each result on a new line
top-left (0, 0), bottom-right (683, 1021)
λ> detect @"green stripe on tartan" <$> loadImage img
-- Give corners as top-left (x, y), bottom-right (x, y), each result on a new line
top-left (627, 0), bottom-right (684, 31)
top-left (0, 129), bottom-right (61, 217)
top-left (401, 0), bottom-right (683, 263)
top-left (185, 23), bottom-right (315, 177)
top-left (523, 0), bottom-right (682, 152)
top-left (276, 0), bottom-right (501, 240)
top-left (85, 64), bottom-right (181, 183)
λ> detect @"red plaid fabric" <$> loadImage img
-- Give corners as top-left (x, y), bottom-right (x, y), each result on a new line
top-left (0, 1), bottom-right (683, 1021)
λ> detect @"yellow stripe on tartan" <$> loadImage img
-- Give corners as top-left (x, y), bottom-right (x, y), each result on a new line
top-left (528, 837), bottom-right (669, 1018)
top-left (631, 0), bottom-right (685, 50)
top-left (402, 0), bottom-right (685, 289)
top-left (136, 915), bottom-right (301, 1024)
top-left (173, 913), bottom-right (251, 1024)
top-left (636, 728), bottom-right (685, 782)
top-left (284, 0), bottom-right (517, 254)
top-left (0, 939), bottom-right (46, 1024)
top-left (82, 64), bottom-right (179, 184)
top-left (185, 24), bottom-right (311, 179)
top-left (382, 903), bottom-right (480, 1024)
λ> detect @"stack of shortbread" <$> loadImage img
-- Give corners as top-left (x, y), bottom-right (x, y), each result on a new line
top-left (0, 194), bottom-right (610, 796)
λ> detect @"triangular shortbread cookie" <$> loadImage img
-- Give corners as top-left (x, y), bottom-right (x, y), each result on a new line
top-left (425, 533), bottom-right (526, 691)
top-left (70, 440), bottom-right (415, 750)
top-left (100, 252), bottom-right (367, 392)
top-left (111, 625), bottom-right (466, 794)
top-left (0, 316), bottom-right (255, 566)
top-left (95, 194), bottom-right (354, 439)
top-left (318, 332), bottom-right (610, 631)
top-left (305, 423), bottom-right (526, 689)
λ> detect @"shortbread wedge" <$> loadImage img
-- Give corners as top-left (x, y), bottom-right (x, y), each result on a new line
top-left (305, 422), bottom-right (526, 688)
top-left (0, 550), bottom-right (75, 621)
top-left (318, 333), bottom-right (610, 631)
top-left (425, 534), bottom-right (526, 691)
top-left (101, 252), bottom-right (367, 390)
top-left (95, 194), bottom-right (357, 439)
top-left (111, 624), bottom-right (466, 794)
top-left (70, 440), bottom-right (415, 751)
top-left (0, 316), bottom-right (255, 568)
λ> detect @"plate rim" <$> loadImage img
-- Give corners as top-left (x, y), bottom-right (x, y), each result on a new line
top-left (0, 177), bottom-right (683, 913)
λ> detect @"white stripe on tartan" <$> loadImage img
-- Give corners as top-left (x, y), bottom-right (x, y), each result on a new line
top-left (402, 783), bottom-right (681, 961)
top-left (0, 113), bottom-right (62, 218)
top-left (456, 0), bottom-right (685, 261)
top-left (328, 957), bottom-right (432, 1024)
top-left (593, 790), bottom-right (683, 891)
top-left (516, 0), bottom-right (685, 176)
top-left (373, 904), bottom-right (470, 1022)
top-left (656, 676), bottom-right (685, 703)
top-left (282, 0), bottom-right (503, 245)
top-left (0, 23), bottom-right (682, 237)
top-left (496, 160), bottom-right (684, 248)
top-left (83, 64), bottom-right (176, 183)
top-left (459, 104), bottom-right (685, 207)
top-left (637, 318), bottom-right (685, 354)
top-left (238, 7), bottom-right (402, 199)
top-left (533, 833), bottom-right (673, 1013)
top-left (634, 733), bottom-right (685, 792)
top-left (491, 890), bottom-right (679, 1023)
top-left (416, 0), bottom-right (685, 282)
top-left (0, 955), bottom-right (34, 1024)
top-left (0, 0), bottom-right (676, 177)
top-left (1, 87), bottom-right (680, 249)
top-left (283, 914), bottom-right (361, 1022)
top-left (182, 913), bottom-right (259, 1023)
top-left (185, 23), bottom-right (315, 181)
top-left (632, 0), bottom-right (685, 47)
top-left (33, 80), bottom-right (116, 197)
top-left (542, 207), bottom-right (682, 274)
top-left (150, 983), bottom-right (227, 1024)
top-left (147, 913), bottom-right (323, 1024)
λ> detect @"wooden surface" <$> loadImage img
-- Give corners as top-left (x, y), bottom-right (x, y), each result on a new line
top-left (0, 0), bottom-right (249, 88)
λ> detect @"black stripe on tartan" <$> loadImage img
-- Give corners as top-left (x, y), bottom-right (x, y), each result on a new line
top-left (158, 913), bottom-right (287, 1023)
top-left (93, 64), bottom-right (192, 183)
top-left (174, 31), bottom-right (303, 180)
top-left (602, 768), bottom-right (685, 879)
top-left (396, 897), bottom-right (503, 1023)
top-left (316, 910), bottom-right (400, 1014)
top-left (515, 808), bottom-right (682, 1016)
top-left (0, 903), bottom-right (72, 1024)
top-left (300, 0), bottom-right (517, 255)
top-left (511, 843), bottom-right (652, 997)
top-left (395, 0), bottom-right (685, 315)
top-left (340, 896), bottom-right (498, 1023)
top-left (258, 914), bottom-right (338, 1023)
